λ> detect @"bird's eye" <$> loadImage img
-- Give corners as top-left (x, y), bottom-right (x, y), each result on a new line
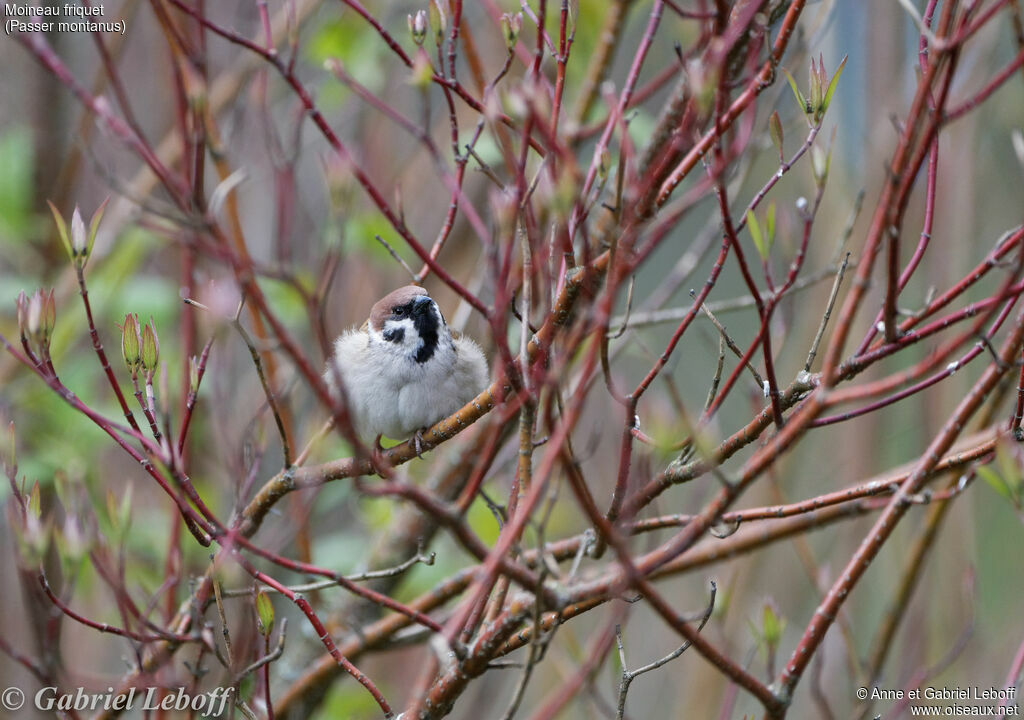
top-left (393, 305), bottom-right (407, 316)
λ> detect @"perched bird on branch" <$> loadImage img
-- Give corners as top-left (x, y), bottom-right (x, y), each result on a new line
top-left (326, 285), bottom-right (489, 452)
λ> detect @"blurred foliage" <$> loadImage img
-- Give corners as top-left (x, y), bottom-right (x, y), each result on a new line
top-left (317, 680), bottom-right (383, 720)
top-left (343, 213), bottom-right (411, 268)
top-left (2, 223), bottom-right (179, 490)
top-left (1, 3), bottom-right (1023, 719)
top-left (258, 276), bottom-right (310, 326)
top-left (0, 128), bottom-right (36, 245)
top-left (306, 16), bottom-right (388, 109)
top-left (466, 489), bottom-right (501, 546)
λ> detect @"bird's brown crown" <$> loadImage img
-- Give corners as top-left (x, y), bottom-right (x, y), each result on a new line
top-left (368, 285), bottom-right (429, 331)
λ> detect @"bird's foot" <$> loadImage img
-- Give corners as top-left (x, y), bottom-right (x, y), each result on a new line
top-left (369, 434), bottom-right (390, 475)
top-left (412, 428), bottom-right (429, 458)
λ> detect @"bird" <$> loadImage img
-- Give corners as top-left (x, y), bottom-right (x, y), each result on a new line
top-left (325, 285), bottom-right (489, 453)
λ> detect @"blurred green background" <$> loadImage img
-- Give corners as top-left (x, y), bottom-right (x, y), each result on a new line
top-left (1, 1), bottom-right (1023, 718)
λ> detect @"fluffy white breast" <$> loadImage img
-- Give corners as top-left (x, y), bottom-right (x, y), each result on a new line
top-left (326, 324), bottom-right (488, 441)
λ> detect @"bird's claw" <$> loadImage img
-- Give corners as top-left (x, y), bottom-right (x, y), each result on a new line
top-left (413, 429), bottom-right (428, 458)
top-left (369, 434), bottom-right (390, 475)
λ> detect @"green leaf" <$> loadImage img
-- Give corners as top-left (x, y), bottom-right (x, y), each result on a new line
top-left (821, 55), bottom-right (848, 119)
top-left (87, 196), bottom-right (110, 259)
top-left (762, 602), bottom-right (785, 646)
top-left (428, 0), bottom-right (446, 47)
top-left (256, 590), bottom-right (275, 637)
top-left (783, 69), bottom-right (809, 120)
top-left (47, 201), bottom-right (71, 261)
top-left (28, 480), bottom-right (41, 518)
top-left (765, 202), bottom-right (776, 251)
top-left (768, 111), bottom-right (784, 162)
top-left (747, 209), bottom-right (767, 259)
top-left (809, 57), bottom-right (822, 117)
top-left (977, 465), bottom-right (1015, 504)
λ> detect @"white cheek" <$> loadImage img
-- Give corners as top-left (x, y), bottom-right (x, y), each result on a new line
top-left (378, 318), bottom-right (421, 354)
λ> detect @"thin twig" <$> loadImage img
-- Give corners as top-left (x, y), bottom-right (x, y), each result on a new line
top-left (805, 252), bottom-right (851, 372)
top-left (704, 335), bottom-right (726, 413)
top-left (235, 619), bottom-right (288, 680)
top-left (616, 580), bottom-right (717, 719)
top-left (227, 299), bottom-right (292, 467)
top-left (213, 578), bottom-right (235, 669)
top-left (692, 289), bottom-right (765, 388)
top-left (375, 234), bottom-right (418, 281)
top-left (220, 550), bottom-right (436, 598)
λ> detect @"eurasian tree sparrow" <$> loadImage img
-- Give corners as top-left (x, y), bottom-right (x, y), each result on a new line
top-left (326, 285), bottom-right (489, 450)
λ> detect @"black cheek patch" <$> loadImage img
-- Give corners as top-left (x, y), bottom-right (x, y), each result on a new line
top-left (383, 327), bottom-right (405, 344)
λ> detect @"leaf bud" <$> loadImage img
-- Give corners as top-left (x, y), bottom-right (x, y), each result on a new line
top-left (408, 10), bottom-right (427, 46)
top-left (428, 0), bottom-right (446, 47)
top-left (70, 206), bottom-right (87, 258)
top-left (140, 318), bottom-right (160, 375)
top-left (122, 313), bottom-right (142, 373)
top-left (500, 12), bottom-right (522, 50)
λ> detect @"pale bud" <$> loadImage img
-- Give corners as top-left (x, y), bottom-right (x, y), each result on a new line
top-left (408, 10), bottom-right (427, 46)
top-left (47, 199), bottom-right (106, 268)
top-left (70, 206), bottom-right (87, 258)
top-left (23, 289), bottom-right (54, 354)
top-left (26, 292), bottom-right (44, 340)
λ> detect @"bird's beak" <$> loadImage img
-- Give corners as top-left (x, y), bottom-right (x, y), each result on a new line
top-left (412, 295), bottom-right (432, 315)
